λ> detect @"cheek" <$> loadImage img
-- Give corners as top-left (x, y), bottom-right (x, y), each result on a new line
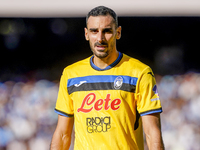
top-left (89, 40), bottom-right (93, 47)
top-left (107, 35), bottom-right (116, 45)
top-left (88, 35), bottom-right (97, 43)
top-left (105, 34), bottom-right (113, 40)
top-left (89, 40), bottom-right (95, 51)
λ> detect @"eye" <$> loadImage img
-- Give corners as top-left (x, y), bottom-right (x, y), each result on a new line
top-left (90, 29), bottom-right (98, 34)
top-left (103, 28), bottom-right (113, 33)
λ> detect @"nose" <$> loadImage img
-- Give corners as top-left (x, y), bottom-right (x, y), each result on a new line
top-left (97, 31), bottom-right (105, 43)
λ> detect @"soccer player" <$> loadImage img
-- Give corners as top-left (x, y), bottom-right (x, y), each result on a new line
top-left (50, 6), bottom-right (165, 150)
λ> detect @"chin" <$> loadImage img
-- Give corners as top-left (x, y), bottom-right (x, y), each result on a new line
top-left (97, 55), bottom-right (108, 58)
top-left (97, 51), bottom-right (109, 58)
top-left (92, 49), bottom-right (108, 58)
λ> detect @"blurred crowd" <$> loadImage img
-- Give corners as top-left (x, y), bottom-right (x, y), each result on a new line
top-left (0, 80), bottom-right (59, 150)
top-left (0, 72), bottom-right (200, 150)
top-left (157, 72), bottom-right (200, 150)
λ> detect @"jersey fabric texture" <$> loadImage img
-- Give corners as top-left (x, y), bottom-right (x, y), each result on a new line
top-left (55, 52), bottom-right (162, 150)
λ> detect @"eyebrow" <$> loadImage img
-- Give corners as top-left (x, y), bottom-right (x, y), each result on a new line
top-left (89, 27), bottom-right (113, 31)
top-left (89, 28), bottom-right (98, 31)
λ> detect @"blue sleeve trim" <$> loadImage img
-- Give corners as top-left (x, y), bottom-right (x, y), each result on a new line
top-left (54, 109), bottom-right (74, 118)
top-left (140, 108), bottom-right (163, 116)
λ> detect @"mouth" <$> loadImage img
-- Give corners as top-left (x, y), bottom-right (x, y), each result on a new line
top-left (95, 43), bottom-right (108, 51)
top-left (96, 45), bottom-right (107, 50)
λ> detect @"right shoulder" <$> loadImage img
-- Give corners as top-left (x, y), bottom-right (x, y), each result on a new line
top-left (62, 56), bottom-right (92, 76)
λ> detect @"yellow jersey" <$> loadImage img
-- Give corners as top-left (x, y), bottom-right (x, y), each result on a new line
top-left (55, 52), bottom-right (162, 150)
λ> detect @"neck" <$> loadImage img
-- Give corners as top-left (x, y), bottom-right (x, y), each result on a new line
top-left (93, 50), bottom-right (119, 69)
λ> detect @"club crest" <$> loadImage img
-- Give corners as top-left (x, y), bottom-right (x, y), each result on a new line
top-left (114, 76), bottom-right (123, 90)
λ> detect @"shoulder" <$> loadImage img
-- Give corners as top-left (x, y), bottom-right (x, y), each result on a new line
top-left (121, 53), bottom-right (150, 74)
top-left (63, 56), bottom-right (91, 73)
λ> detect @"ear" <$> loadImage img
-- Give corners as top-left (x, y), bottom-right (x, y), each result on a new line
top-left (84, 27), bottom-right (89, 41)
top-left (116, 26), bottom-right (122, 40)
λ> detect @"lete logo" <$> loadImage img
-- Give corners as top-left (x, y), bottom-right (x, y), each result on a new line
top-left (77, 93), bottom-right (121, 113)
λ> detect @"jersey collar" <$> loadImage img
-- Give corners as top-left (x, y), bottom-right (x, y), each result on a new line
top-left (90, 52), bottom-right (123, 71)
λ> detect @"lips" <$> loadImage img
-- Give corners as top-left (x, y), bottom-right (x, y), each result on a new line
top-left (95, 43), bottom-right (108, 50)
top-left (96, 45), bottom-right (107, 50)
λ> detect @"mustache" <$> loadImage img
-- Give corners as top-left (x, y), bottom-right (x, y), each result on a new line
top-left (94, 42), bottom-right (108, 47)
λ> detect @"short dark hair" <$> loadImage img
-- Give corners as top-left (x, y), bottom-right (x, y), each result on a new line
top-left (86, 6), bottom-right (118, 28)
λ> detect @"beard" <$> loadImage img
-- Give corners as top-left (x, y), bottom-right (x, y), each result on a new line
top-left (89, 41), bottom-right (116, 59)
top-left (89, 41), bottom-right (109, 58)
top-left (92, 49), bottom-right (109, 58)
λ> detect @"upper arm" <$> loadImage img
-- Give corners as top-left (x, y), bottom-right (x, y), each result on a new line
top-left (142, 113), bottom-right (161, 134)
top-left (55, 69), bottom-right (74, 117)
top-left (55, 115), bottom-right (74, 135)
top-left (141, 113), bottom-right (164, 150)
top-left (136, 67), bottom-right (162, 116)
top-left (51, 69), bottom-right (74, 150)
top-left (51, 115), bottom-right (74, 150)
top-left (137, 67), bottom-right (164, 149)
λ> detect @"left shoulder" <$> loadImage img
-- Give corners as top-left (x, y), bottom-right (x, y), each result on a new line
top-left (121, 53), bottom-right (151, 73)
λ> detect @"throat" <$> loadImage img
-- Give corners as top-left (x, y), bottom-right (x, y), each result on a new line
top-left (93, 57), bottom-right (109, 69)
top-left (93, 51), bottom-right (119, 69)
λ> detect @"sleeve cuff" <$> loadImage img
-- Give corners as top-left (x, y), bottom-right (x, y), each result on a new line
top-left (140, 108), bottom-right (163, 116)
top-left (55, 108), bottom-right (74, 117)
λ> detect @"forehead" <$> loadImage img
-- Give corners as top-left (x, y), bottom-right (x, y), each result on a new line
top-left (87, 15), bottom-right (115, 28)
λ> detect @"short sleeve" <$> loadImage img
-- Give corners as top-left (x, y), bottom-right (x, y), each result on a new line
top-left (136, 67), bottom-right (162, 116)
top-left (55, 69), bottom-right (74, 117)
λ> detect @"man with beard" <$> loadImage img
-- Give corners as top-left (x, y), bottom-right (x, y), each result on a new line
top-left (50, 6), bottom-right (164, 150)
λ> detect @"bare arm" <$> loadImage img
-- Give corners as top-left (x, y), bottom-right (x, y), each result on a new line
top-left (142, 113), bottom-right (165, 150)
top-left (50, 115), bottom-right (74, 150)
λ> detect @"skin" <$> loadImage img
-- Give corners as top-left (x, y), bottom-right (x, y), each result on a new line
top-left (50, 14), bottom-right (165, 150)
top-left (142, 113), bottom-right (165, 150)
top-left (50, 115), bottom-right (74, 150)
top-left (84, 15), bottom-right (121, 69)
